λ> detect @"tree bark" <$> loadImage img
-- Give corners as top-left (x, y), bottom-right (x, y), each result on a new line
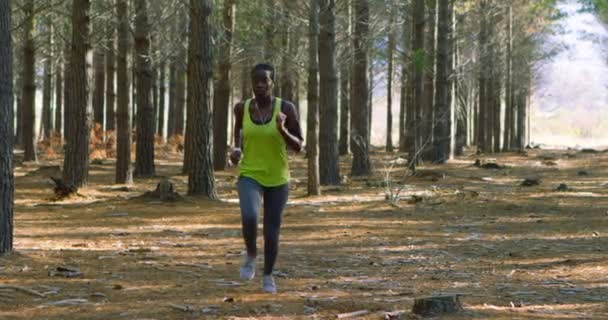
top-left (115, 0), bottom-right (132, 184)
top-left (63, 0), bottom-right (92, 188)
top-left (213, 0), bottom-right (236, 171)
top-left (21, 0), bottom-right (37, 162)
top-left (106, 21), bottom-right (116, 133)
top-left (0, 0), bottom-right (14, 254)
top-left (318, 0), bottom-right (340, 185)
top-left (62, 42), bottom-right (71, 145)
top-left (505, 5), bottom-right (515, 151)
top-left (385, 10), bottom-right (395, 152)
top-left (400, 2), bottom-right (411, 153)
top-left (339, 0), bottom-right (352, 156)
top-left (409, 0), bottom-right (425, 166)
top-left (175, 63), bottom-right (186, 137)
top-left (93, 21), bottom-right (106, 129)
top-left (42, 19), bottom-right (54, 140)
top-left (167, 61), bottom-right (176, 137)
top-left (134, 0), bottom-right (156, 177)
top-left (157, 61), bottom-right (165, 139)
top-left (55, 41), bottom-right (63, 138)
top-left (432, 0), bottom-right (451, 163)
top-left (187, 0), bottom-right (217, 198)
top-left (339, 61), bottom-right (350, 156)
top-left (421, 0), bottom-right (436, 160)
top-left (307, 0), bottom-right (321, 196)
top-left (351, 0), bottom-right (371, 176)
top-left (477, 1), bottom-right (488, 153)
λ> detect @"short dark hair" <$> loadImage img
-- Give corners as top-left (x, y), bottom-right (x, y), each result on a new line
top-left (251, 63), bottom-right (275, 81)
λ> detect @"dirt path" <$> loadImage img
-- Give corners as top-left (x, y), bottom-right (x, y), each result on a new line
top-left (1, 149), bottom-right (607, 319)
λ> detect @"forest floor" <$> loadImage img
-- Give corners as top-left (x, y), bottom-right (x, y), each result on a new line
top-left (1, 146), bottom-right (608, 319)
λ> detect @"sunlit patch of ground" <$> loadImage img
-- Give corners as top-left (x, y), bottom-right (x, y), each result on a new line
top-left (1, 147), bottom-right (607, 319)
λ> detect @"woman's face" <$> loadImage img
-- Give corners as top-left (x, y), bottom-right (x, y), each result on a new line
top-left (252, 70), bottom-right (273, 98)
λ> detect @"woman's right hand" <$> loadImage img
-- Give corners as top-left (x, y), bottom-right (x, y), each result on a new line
top-left (230, 148), bottom-right (242, 166)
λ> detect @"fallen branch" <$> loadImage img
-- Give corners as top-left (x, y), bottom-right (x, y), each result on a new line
top-left (0, 285), bottom-right (45, 297)
top-left (337, 310), bottom-right (369, 319)
top-left (169, 304), bottom-right (195, 312)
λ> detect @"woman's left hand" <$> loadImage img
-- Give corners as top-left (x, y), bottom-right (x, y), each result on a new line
top-left (276, 112), bottom-right (287, 131)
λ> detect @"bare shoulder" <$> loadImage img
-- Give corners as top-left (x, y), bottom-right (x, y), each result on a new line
top-left (280, 99), bottom-right (298, 117)
top-left (234, 101), bottom-right (245, 115)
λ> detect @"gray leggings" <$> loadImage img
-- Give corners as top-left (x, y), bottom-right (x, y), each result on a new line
top-left (237, 176), bottom-right (289, 275)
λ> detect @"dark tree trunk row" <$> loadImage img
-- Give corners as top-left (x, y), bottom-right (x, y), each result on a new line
top-left (63, 0), bottom-right (91, 188)
top-left (0, 0), bottom-right (15, 254)
top-left (187, 0), bottom-right (217, 198)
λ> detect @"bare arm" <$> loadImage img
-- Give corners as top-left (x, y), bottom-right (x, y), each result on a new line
top-left (230, 102), bottom-right (244, 165)
top-left (278, 101), bottom-right (304, 152)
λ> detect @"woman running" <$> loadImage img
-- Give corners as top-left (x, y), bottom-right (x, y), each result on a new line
top-left (230, 63), bottom-right (303, 293)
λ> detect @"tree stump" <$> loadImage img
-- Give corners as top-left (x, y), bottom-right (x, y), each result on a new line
top-left (143, 178), bottom-right (180, 202)
top-left (412, 295), bottom-right (463, 317)
top-left (50, 177), bottom-right (78, 199)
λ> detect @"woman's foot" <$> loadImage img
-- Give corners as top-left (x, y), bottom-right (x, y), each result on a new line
top-left (239, 256), bottom-right (256, 280)
top-left (262, 274), bottom-right (277, 294)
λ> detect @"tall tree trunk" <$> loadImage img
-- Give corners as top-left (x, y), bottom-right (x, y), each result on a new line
top-left (134, 0), bottom-right (155, 177)
top-left (351, 0), bottom-right (371, 176)
top-left (280, 0), bottom-right (296, 104)
top-left (241, 62), bottom-right (250, 100)
top-left (477, 1), bottom-right (488, 153)
top-left (21, 0), bottom-right (36, 162)
top-left (63, 0), bottom-right (92, 188)
top-left (409, 0), bottom-right (425, 166)
top-left (516, 81), bottom-right (528, 150)
top-left (42, 20), bottom-right (53, 140)
top-left (0, 0), bottom-right (14, 254)
top-left (187, 0), bottom-right (217, 198)
top-left (339, 0), bottom-right (351, 156)
top-left (505, 5), bottom-right (515, 151)
top-left (307, 0), bottom-right (321, 196)
top-left (175, 64), bottom-right (186, 137)
top-left (432, 0), bottom-right (451, 163)
top-left (264, 0), bottom-right (275, 64)
top-left (421, 0), bottom-right (436, 160)
top-left (55, 22), bottom-right (63, 139)
top-left (318, 0), bottom-right (340, 185)
top-left (492, 68), bottom-right (501, 153)
top-left (400, 2), bottom-right (411, 153)
top-left (115, 0), bottom-right (132, 184)
top-left (62, 42), bottom-right (71, 145)
top-left (106, 22), bottom-right (116, 133)
top-left (213, 0), bottom-right (236, 171)
top-left (151, 38), bottom-right (158, 141)
top-left (385, 11), bottom-right (395, 152)
top-left (367, 58), bottom-right (373, 141)
top-left (339, 62), bottom-right (350, 155)
top-left (157, 61), bottom-right (165, 139)
top-left (167, 61), bottom-right (176, 137)
top-left (93, 24), bottom-right (106, 130)
top-left (55, 59), bottom-right (63, 138)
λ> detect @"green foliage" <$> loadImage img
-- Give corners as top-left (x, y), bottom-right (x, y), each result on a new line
top-left (582, 0), bottom-right (608, 21)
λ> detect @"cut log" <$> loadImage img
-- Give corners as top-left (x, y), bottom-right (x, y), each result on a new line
top-left (412, 295), bottom-right (463, 317)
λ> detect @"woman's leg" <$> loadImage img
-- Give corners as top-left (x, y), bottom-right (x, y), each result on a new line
top-left (262, 184), bottom-right (289, 276)
top-left (237, 177), bottom-right (263, 258)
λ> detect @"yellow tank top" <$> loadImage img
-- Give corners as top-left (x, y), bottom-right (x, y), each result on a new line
top-left (239, 98), bottom-right (289, 187)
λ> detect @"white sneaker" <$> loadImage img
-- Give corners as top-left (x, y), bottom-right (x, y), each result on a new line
top-left (262, 275), bottom-right (277, 294)
top-left (239, 256), bottom-right (256, 280)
